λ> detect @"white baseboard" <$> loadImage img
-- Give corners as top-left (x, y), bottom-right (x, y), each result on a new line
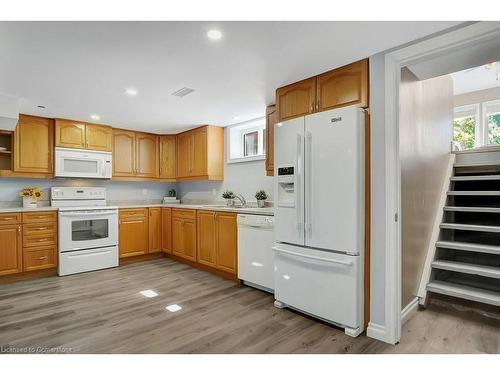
top-left (366, 322), bottom-right (388, 342)
top-left (401, 297), bottom-right (419, 325)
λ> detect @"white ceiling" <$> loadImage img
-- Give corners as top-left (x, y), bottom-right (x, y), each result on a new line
top-left (451, 62), bottom-right (500, 95)
top-left (0, 21), bottom-right (461, 133)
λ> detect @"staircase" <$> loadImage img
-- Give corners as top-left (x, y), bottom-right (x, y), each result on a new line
top-left (425, 157), bottom-right (500, 307)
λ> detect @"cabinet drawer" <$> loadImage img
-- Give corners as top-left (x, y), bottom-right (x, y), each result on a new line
top-left (23, 222), bottom-right (57, 236)
top-left (0, 212), bottom-right (22, 225)
top-left (119, 208), bottom-right (148, 219)
top-left (172, 208), bottom-right (196, 220)
top-left (22, 211), bottom-right (57, 224)
top-left (23, 231), bottom-right (57, 248)
top-left (23, 246), bottom-right (56, 271)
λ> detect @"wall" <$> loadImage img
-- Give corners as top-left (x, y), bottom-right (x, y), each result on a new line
top-left (399, 69), bottom-right (453, 308)
top-left (178, 126), bottom-right (274, 203)
top-left (0, 178), bottom-right (176, 206)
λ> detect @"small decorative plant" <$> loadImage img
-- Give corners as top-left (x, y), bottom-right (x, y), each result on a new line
top-left (255, 190), bottom-right (268, 208)
top-left (168, 189), bottom-right (176, 197)
top-left (222, 190), bottom-right (235, 207)
top-left (19, 187), bottom-right (43, 208)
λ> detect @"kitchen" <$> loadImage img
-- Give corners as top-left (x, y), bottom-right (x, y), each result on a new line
top-left (1, 17), bottom-right (499, 369)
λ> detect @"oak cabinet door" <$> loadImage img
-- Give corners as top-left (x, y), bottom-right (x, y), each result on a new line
top-left (182, 218), bottom-right (197, 261)
top-left (197, 211), bottom-right (216, 267)
top-left (265, 105), bottom-right (277, 176)
top-left (148, 208), bottom-right (162, 253)
top-left (14, 115), bottom-right (54, 174)
top-left (191, 128), bottom-right (207, 177)
top-left (162, 208), bottom-right (172, 253)
top-left (276, 77), bottom-right (316, 122)
top-left (136, 133), bottom-right (159, 178)
top-left (119, 216), bottom-right (148, 258)
top-left (317, 59), bottom-right (368, 111)
top-left (172, 217), bottom-right (184, 257)
top-left (215, 212), bottom-right (237, 274)
top-left (176, 132), bottom-right (191, 178)
top-left (55, 119), bottom-right (86, 149)
top-left (23, 245), bottom-right (57, 272)
top-left (112, 129), bottom-right (136, 177)
top-left (0, 224), bottom-right (22, 276)
top-left (159, 135), bottom-right (176, 180)
top-left (86, 124), bottom-right (113, 152)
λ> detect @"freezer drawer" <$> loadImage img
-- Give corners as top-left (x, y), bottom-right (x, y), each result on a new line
top-left (59, 246), bottom-right (118, 276)
top-left (273, 243), bottom-right (362, 330)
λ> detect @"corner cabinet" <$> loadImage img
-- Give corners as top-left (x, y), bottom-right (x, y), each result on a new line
top-left (159, 135), bottom-right (176, 181)
top-left (112, 129), bottom-right (159, 179)
top-left (55, 119), bottom-right (112, 151)
top-left (275, 59), bottom-right (369, 122)
top-left (176, 126), bottom-right (223, 181)
top-left (161, 208), bottom-right (172, 253)
top-left (148, 208), bottom-right (162, 253)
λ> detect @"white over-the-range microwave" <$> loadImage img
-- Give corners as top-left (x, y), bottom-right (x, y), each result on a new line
top-left (55, 147), bottom-right (112, 179)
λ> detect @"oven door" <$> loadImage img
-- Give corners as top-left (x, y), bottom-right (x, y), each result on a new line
top-left (55, 148), bottom-right (112, 179)
top-left (58, 209), bottom-right (118, 252)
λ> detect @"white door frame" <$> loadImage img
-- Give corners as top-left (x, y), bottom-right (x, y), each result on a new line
top-left (383, 21), bottom-right (500, 345)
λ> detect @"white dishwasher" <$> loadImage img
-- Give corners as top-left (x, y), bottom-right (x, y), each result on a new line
top-left (237, 214), bottom-right (274, 292)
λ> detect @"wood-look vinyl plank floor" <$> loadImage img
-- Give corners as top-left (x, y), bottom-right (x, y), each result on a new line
top-left (0, 258), bottom-right (499, 354)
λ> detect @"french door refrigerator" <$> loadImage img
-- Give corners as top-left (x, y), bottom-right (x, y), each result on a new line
top-left (273, 105), bottom-right (365, 337)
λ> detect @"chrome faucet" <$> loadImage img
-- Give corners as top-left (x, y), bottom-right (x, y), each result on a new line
top-left (234, 194), bottom-right (246, 208)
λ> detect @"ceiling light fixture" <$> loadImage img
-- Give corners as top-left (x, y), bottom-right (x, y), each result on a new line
top-left (207, 29), bottom-right (222, 41)
top-left (125, 88), bottom-right (138, 96)
top-left (90, 114), bottom-right (100, 121)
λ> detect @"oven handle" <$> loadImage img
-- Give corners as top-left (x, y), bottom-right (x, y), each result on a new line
top-left (59, 210), bottom-right (117, 217)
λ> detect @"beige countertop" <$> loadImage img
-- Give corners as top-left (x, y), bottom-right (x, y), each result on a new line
top-left (0, 202), bottom-right (274, 216)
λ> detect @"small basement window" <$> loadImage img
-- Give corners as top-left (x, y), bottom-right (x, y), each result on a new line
top-left (227, 117), bottom-right (266, 163)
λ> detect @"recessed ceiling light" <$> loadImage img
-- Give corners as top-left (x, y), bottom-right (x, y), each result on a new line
top-left (233, 116), bottom-right (240, 121)
top-left (37, 105), bottom-right (46, 109)
top-left (90, 114), bottom-right (100, 121)
top-left (207, 29), bottom-right (222, 41)
top-left (125, 88), bottom-right (138, 96)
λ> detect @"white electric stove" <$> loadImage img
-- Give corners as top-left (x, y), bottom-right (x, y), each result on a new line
top-left (51, 187), bottom-right (118, 276)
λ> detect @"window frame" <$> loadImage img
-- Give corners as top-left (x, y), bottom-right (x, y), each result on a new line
top-left (226, 117), bottom-right (266, 164)
top-left (453, 100), bottom-right (500, 149)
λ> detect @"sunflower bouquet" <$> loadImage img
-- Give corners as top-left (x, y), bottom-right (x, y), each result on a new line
top-left (19, 187), bottom-right (44, 207)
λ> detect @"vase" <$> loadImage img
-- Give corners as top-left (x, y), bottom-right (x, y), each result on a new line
top-left (257, 200), bottom-right (265, 208)
top-left (225, 198), bottom-right (234, 207)
top-left (22, 197), bottom-right (37, 208)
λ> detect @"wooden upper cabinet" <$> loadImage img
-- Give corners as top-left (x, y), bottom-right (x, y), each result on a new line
top-left (112, 129), bottom-right (136, 177)
top-left (85, 124), bottom-right (112, 152)
top-left (215, 212), bottom-right (237, 274)
top-left (55, 119), bottom-right (86, 149)
top-left (317, 59), bottom-right (369, 111)
top-left (197, 211), bottom-right (216, 267)
top-left (161, 208), bottom-right (172, 253)
top-left (136, 133), bottom-right (159, 178)
top-left (265, 105), bottom-right (277, 176)
top-left (276, 77), bottom-right (316, 122)
top-left (0, 223), bottom-right (23, 276)
top-left (159, 135), bottom-right (176, 180)
top-left (176, 125), bottom-right (223, 181)
top-left (14, 114), bottom-right (54, 174)
top-left (148, 208), bottom-right (162, 253)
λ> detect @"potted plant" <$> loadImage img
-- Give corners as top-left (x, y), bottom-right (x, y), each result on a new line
top-left (255, 190), bottom-right (268, 208)
top-left (19, 187), bottom-right (44, 208)
top-left (222, 190), bottom-right (235, 207)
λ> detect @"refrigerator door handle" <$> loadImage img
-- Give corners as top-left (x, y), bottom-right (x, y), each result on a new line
top-left (305, 131), bottom-right (312, 239)
top-left (272, 246), bottom-right (353, 266)
top-left (296, 133), bottom-right (303, 233)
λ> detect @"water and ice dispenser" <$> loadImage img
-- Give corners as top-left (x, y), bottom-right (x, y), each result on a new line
top-left (276, 166), bottom-right (296, 208)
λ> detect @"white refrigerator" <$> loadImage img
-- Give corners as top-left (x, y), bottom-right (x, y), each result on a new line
top-left (273, 105), bottom-right (365, 337)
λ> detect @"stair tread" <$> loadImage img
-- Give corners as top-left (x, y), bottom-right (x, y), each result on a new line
top-left (444, 206), bottom-right (500, 213)
top-left (454, 162), bottom-right (500, 168)
top-left (447, 190), bottom-right (500, 195)
top-left (440, 223), bottom-right (500, 233)
top-left (427, 280), bottom-right (500, 306)
top-left (436, 240), bottom-right (500, 255)
top-left (451, 175), bottom-right (500, 181)
top-left (432, 260), bottom-right (500, 279)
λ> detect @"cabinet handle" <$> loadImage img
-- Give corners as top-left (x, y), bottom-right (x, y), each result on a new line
top-left (38, 256), bottom-right (47, 260)
top-left (310, 104), bottom-right (313, 112)
top-left (316, 100), bottom-right (320, 111)
top-left (18, 226), bottom-right (21, 234)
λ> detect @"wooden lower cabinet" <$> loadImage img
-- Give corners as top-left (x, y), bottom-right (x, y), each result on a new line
top-left (148, 208), bottom-right (162, 253)
top-left (162, 208), bottom-right (172, 253)
top-left (172, 215), bottom-right (197, 262)
top-left (0, 224), bottom-right (22, 276)
top-left (196, 211), bottom-right (237, 275)
top-left (119, 209), bottom-right (149, 258)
